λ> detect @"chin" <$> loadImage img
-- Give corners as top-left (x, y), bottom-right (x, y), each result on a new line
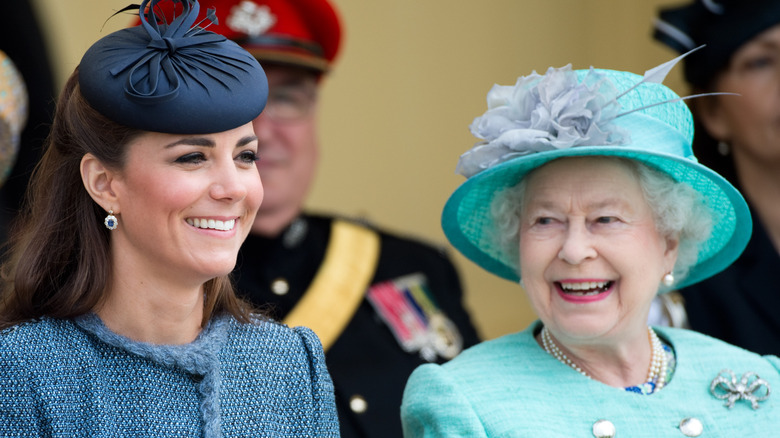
top-left (555, 314), bottom-right (616, 339)
top-left (198, 257), bottom-right (239, 279)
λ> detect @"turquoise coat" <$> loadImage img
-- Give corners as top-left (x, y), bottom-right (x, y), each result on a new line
top-left (402, 322), bottom-right (780, 437)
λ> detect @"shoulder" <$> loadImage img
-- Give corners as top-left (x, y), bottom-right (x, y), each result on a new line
top-left (658, 326), bottom-right (761, 355)
top-left (226, 317), bottom-right (326, 362)
top-left (657, 326), bottom-right (780, 373)
top-left (0, 318), bottom-right (84, 356)
top-left (0, 318), bottom-right (91, 387)
top-left (401, 328), bottom-right (539, 438)
top-left (410, 324), bottom-right (538, 382)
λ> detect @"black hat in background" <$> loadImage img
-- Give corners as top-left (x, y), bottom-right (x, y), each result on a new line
top-left (654, 0), bottom-right (780, 88)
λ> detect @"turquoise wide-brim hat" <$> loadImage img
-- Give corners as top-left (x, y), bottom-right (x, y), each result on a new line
top-left (442, 62), bottom-right (751, 290)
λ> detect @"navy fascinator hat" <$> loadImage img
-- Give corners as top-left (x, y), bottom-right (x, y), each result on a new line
top-left (79, 0), bottom-right (268, 134)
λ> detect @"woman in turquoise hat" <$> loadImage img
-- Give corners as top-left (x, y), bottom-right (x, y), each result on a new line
top-left (0, 0), bottom-right (338, 436)
top-left (401, 56), bottom-right (780, 437)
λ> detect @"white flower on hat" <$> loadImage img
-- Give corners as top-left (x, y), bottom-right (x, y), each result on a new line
top-left (456, 47), bottom-right (721, 179)
top-left (456, 66), bottom-right (630, 178)
top-left (228, 1), bottom-right (276, 36)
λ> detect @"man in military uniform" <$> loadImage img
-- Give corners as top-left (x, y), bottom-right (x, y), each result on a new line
top-left (177, 1), bottom-right (480, 436)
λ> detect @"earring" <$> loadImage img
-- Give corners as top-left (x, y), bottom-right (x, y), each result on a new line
top-left (662, 273), bottom-right (674, 287)
top-left (717, 141), bottom-right (730, 156)
top-left (104, 210), bottom-right (118, 230)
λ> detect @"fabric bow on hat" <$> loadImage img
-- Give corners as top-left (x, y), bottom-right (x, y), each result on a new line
top-left (79, 0), bottom-right (268, 134)
top-left (120, 0), bottom-right (226, 103)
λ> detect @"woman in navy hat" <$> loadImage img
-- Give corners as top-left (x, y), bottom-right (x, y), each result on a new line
top-left (148, 2), bottom-right (481, 437)
top-left (401, 56), bottom-right (780, 436)
top-left (654, 0), bottom-right (780, 355)
top-left (0, 0), bottom-right (339, 436)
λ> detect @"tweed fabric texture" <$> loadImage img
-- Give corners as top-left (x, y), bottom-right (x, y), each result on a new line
top-left (0, 314), bottom-right (339, 437)
top-left (402, 322), bottom-right (780, 437)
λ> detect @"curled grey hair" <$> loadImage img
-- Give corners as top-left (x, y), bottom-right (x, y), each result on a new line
top-left (490, 157), bottom-right (713, 291)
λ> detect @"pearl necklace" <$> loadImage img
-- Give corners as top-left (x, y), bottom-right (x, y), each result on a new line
top-left (647, 326), bottom-right (668, 391)
top-left (541, 325), bottom-right (590, 378)
top-left (541, 326), bottom-right (668, 392)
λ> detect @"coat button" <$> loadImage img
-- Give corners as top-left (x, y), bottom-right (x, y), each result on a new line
top-left (271, 278), bottom-right (289, 295)
top-left (349, 395), bottom-right (368, 414)
top-left (679, 417), bottom-right (703, 436)
top-left (592, 419), bottom-right (616, 438)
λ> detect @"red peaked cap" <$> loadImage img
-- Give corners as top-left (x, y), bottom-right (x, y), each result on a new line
top-left (137, 0), bottom-right (342, 72)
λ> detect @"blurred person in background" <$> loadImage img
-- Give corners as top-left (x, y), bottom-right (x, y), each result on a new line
top-left (156, 1), bottom-right (481, 436)
top-left (0, 0), bottom-right (56, 244)
top-left (653, 0), bottom-right (780, 354)
top-left (0, 50), bottom-right (27, 193)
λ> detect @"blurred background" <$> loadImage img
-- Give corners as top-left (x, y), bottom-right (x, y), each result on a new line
top-left (25, 0), bottom-right (687, 340)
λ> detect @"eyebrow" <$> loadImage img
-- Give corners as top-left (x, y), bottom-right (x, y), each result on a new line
top-left (525, 197), bottom-right (630, 211)
top-left (590, 198), bottom-right (630, 209)
top-left (754, 34), bottom-right (780, 47)
top-left (164, 135), bottom-right (258, 149)
top-left (236, 135), bottom-right (258, 148)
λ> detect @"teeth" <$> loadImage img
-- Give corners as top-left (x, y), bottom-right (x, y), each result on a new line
top-left (560, 281), bottom-right (608, 292)
top-left (186, 218), bottom-right (235, 231)
top-left (561, 281), bottom-right (607, 290)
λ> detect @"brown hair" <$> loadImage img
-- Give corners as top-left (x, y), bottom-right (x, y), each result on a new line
top-left (0, 69), bottom-right (254, 329)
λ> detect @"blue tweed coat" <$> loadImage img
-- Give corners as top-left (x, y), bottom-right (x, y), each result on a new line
top-left (402, 321), bottom-right (780, 437)
top-left (0, 314), bottom-right (339, 437)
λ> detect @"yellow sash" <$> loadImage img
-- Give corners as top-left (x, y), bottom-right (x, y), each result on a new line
top-left (283, 219), bottom-right (381, 351)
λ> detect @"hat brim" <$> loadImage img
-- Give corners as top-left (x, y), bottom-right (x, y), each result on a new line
top-left (442, 129), bottom-right (751, 290)
top-left (246, 48), bottom-right (331, 73)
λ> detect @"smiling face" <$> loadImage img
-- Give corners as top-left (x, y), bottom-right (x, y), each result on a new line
top-left (108, 123), bottom-right (263, 286)
top-left (517, 157), bottom-right (678, 345)
top-left (701, 24), bottom-right (780, 169)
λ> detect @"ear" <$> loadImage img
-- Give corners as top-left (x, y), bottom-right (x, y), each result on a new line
top-left (80, 153), bottom-right (120, 213)
top-left (696, 96), bottom-right (732, 142)
top-left (663, 232), bottom-right (680, 274)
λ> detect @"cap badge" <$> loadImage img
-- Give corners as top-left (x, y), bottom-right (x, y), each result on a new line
top-left (227, 0), bottom-right (276, 36)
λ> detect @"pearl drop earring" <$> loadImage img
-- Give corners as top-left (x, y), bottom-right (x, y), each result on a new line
top-left (662, 272), bottom-right (674, 287)
top-left (717, 141), bottom-right (730, 156)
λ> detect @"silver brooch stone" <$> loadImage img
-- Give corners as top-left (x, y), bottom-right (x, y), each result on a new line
top-left (709, 369), bottom-right (770, 409)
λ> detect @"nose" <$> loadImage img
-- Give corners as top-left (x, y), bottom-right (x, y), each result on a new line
top-left (557, 221), bottom-right (597, 265)
top-left (210, 161), bottom-right (249, 202)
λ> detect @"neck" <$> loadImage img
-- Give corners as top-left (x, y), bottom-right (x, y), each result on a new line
top-left (251, 206), bottom-right (302, 238)
top-left (96, 273), bottom-right (205, 345)
top-left (538, 325), bottom-right (657, 389)
top-left (732, 148), bottom-right (780, 251)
